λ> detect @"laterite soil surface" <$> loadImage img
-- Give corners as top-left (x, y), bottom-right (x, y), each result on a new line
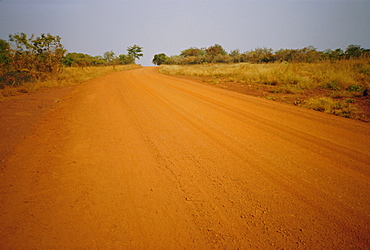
top-left (1, 67), bottom-right (369, 248)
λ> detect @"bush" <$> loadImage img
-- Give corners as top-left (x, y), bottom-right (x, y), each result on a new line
top-left (325, 81), bottom-right (342, 90)
top-left (301, 97), bottom-right (355, 117)
top-left (152, 53), bottom-right (169, 65)
top-left (0, 70), bottom-right (40, 86)
top-left (347, 84), bottom-right (363, 92)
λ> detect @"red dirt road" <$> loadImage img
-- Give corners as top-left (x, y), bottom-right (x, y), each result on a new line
top-left (1, 67), bottom-right (369, 249)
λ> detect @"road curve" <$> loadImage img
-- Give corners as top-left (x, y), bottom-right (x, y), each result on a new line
top-left (1, 67), bottom-right (369, 249)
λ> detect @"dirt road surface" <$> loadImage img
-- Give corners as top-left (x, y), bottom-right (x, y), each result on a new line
top-left (1, 67), bottom-right (369, 249)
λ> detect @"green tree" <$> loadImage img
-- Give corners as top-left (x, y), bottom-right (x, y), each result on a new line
top-left (1, 33), bottom-right (65, 85)
top-left (8, 32), bottom-right (65, 74)
top-left (32, 33), bottom-right (66, 72)
top-left (118, 54), bottom-right (135, 65)
top-left (229, 49), bottom-right (242, 63)
top-left (9, 33), bottom-right (36, 72)
top-left (152, 53), bottom-right (169, 65)
top-left (9, 33), bottom-right (32, 52)
top-left (204, 44), bottom-right (227, 63)
top-left (0, 39), bottom-right (11, 70)
top-left (180, 47), bottom-right (205, 57)
top-left (103, 50), bottom-right (116, 64)
top-left (323, 48), bottom-right (344, 61)
top-left (345, 45), bottom-right (363, 58)
top-left (103, 50), bottom-right (118, 69)
top-left (63, 52), bottom-right (99, 68)
top-left (127, 44), bottom-right (143, 62)
top-left (205, 44), bottom-right (227, 56)
top-left (91, 56), bottom-right (106, 66)
top-left (245, 47), bottom-right (274, 63)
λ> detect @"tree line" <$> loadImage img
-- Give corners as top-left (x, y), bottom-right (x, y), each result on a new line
top-left (0, 33), bottom-right (143, 86)
top-left (64, 45), bottom-right (143, 68)
top-left (152, 44), bottom-right (370, 65)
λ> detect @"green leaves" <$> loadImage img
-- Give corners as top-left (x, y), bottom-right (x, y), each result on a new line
top-left (152, 53), bottom-right (169, 65)
top-left (7, 33), bottom-right (65, 74)
top-left (127, 45), bottom-right (143, 61)
top-left (118, 54), bottom-right (135, 65)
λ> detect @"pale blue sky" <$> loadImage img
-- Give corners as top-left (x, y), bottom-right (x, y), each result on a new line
top-left (1, 0), bottom-right (369, 65)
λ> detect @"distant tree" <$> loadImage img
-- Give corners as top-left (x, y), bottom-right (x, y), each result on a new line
top-left (63, 53), bottom-right (74, 67)
top-left (152, 53), bottom-right (169, 65)
top-left (165, 55), bottom-right (182, 65)
top-left (230, 49), bottom-right (242, 63)
top-left (205, 44), bottom-right (227, 56)
top-left (63, 52), bottom-right (100, 68)
top-left (246, 47), bottom-right (274, 63)
top-left (180, 47), bottom-right (205, 57)
top-left (204, 44), bottom-right (227, 63)
top-left (275, 49), bottom-right (293, 62)
top-left (118, 54), bottom-right (135, 65)
top-left (214, 54), bottom-right (231, 63)
top-left (362, 48), bottom-right (370, 58)
top-left (127, 44), bottom-right (143, 62)
top-left (91, 56), bottom-right (106, 66)
top-left (159, 44), bottom-right (367, 65)
top-left (345, 45), bottom-right (363, 58)
top-left (299, 46), bottom-right (322, 63)
top-left (334, 48), bottom-right (345, 58)
top-left (323, 48), bottom-right (344, 61)
top-left (103, 50), bottom-right (116, 64)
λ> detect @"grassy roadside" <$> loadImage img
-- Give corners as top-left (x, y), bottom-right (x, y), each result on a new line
top-left (159, 60), bottom-right (370, 122)
top-left (0, 64), bottom-right (141, 101)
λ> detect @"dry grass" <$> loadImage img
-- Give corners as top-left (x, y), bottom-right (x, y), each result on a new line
top-left (0, 64), bottom-right (141, 100)
top-left (301, 97), bottom-right (357, 118)
top-left (159, 60), bottom-right (369, 91)
top-left (32, 64), bottom-right (141, 90)
top-left (159, 60), bottom-right (370, 121)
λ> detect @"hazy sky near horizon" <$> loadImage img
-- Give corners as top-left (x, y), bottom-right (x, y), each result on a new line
top-left (1, 0), bottom-right (369, 65)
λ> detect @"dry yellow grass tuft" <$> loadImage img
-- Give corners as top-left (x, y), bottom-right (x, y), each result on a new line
top-left (301, 97), bottom-right (357, 118)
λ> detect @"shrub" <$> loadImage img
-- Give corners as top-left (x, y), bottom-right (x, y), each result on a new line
top-left (347, 84), bottom-right (362, 92)
top-left (301, 97), bottom-right (355, 117)
top-left (325, 81), bottom-right (342, 90)
top-left (152, 53), bottom-right (169, 65)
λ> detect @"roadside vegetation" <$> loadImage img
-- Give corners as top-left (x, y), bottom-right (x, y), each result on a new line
top-left (0, 33), bottom-right (143, 100)
top-left (153, 44), bottom-right (369, 65)
top-left (156, 44), bottom-right (370, 122)
top-left (0, 65), bottom-right (141, 100)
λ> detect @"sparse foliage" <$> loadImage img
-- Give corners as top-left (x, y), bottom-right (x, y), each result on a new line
top-left (0, 32), bottom-right (141, 90)
top-left (0, 39), bottom-right (11, 72)
top-left (127, 44), bottom-right (143, 62)
top-left (103, 51), bottom-right (116, 64)
top-left (8, 33), bottom-right (65, 74)
top-left (9, 33), bottom-right (66, 73)
top-left (0, 33), bottom-right (66, 86)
